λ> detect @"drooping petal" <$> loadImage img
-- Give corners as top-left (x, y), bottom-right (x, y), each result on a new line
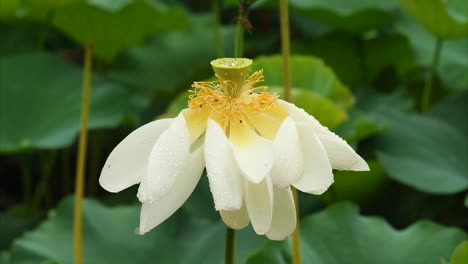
top-left (245, 101), bottom-right (288, 140)
top-left (183, 108), bottom-right (210, 144)
top-left (139, 146), bottom-right (204, 235)
top-left (271, 117), bottom-right (303, 187)
top-left (99, 119), bottom-right (173, 193)
top-left (244, 177), bottom-right (273, 235)
top-left (142, 113), bottom-right (191, 203)
top-left (266, 186), bottom-right (296, 240)
top-left (229, 116), bottom-right (273, 184)
top-left (205, 119), bottom-right (243, 211)
top-left (220, 202), bottom-right (249, 230)
top-left (280, 100), bottom-right (369, 171)
top-left (293, 123), bottom-right (333, 195)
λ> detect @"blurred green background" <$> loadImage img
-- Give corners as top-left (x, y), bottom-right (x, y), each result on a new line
top-left (0, 0), bottom-right (467, 263)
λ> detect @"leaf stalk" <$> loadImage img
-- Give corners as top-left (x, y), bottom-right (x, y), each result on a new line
top-left (279, 0), bottom-right (301, 263)
top-left (73, 42), bottom-right (93, 264)
top-left (421, 37), bottom-right (443, 112)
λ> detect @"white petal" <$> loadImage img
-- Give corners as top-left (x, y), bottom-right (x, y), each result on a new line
top-left (244, 102), bottom-right (289, 140)
top-left (293, 123), bottom-right (333, 195)
top-left (143, 113), bottom-right (191, 203)
top-left (266, 186), bottom-right (296, 240)
top-left (205, 119), bottom-right (243, 211)
top-left (99, 119), bottom-right (173, 193)
top-left (220, 202), bottom-right (249, 230)
top-left (244, 177), bottom-right (273, 235)
top-left (139, 146), bottom-right (204, 234)
top-left (271, 117), bottom-right (303, 187)
top-left (229, 117), bottom-right (274, 183)
top-left (280, 100), bottom-right (369, 171)
top-left (182, 108), bottom-right (209, 143)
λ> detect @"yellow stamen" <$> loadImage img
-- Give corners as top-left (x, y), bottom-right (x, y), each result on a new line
top-left (188, 70), bottom-right (279, 124)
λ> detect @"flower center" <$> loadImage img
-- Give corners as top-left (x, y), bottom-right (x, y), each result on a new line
top-left (184, 58), bottom-right (288, 142)
top-left (188, 70), bottom-right (278, 123)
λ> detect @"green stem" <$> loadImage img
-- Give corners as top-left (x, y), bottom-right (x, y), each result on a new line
top-left (32, 150), bottom-right (57, 210)
top-left (234, 1), bottom-right (247, 58)
top-left (74, 42), bottom-right (93, 264)
top-left (279, 0), bottom-right (291, 102)
top-left (234, 19), bottom-right (244, 58)
top-left (220, 3), bottom-right (248, 260)
top-left (357, 37), bottom-right (367, 85)
top-left (61, 149), bottom-right (71, 195)
top-left (291, 187), bottom-right (301, 264)
top-left (225, 227), bottom-right (236, 264)
top-left (279, 0), bottom-right (300, 263)
top-left (421, 38), bottom-right (443, 112)
top-left (20, 153), bottom-right (32, 213)
top-left (37, 10), bottom-right (53, 51)
top-left (213, 0), bottom-right (224, 58)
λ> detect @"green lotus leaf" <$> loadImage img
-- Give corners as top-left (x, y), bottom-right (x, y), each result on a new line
top-left (429, 90), bottom-right (468, 136)
top-left (0, 251), bottom-right (10, 264)
top-left (246, 202), bottom-right (466, 263)
top-left (107, 15), bottom-right (235, 95)
top-left (289, 0), bottom-right (398, 32)
top-left (9, 196), bottom-right (268, 264)
top-left (363, 33), bottom-right (414, 82)
top-left (291, 34), bottom-right (362, 87)
top-left (52, 0), bottom-right (189, 61)
top-left (252, 54), bottom-right (354, 109)
top-left (320, 160), bottom-right (386, 205)
top-left (0, 0), bottom-right (80, 21)
top-left (335, 89), bottom-right (413, 143)
top-left (371, 91), bottom-right (468, 194)
top-left (0, 53), bottom-right (133, 153)
top-left (375, 112), bottom-right (468, 194)
top-left (394, 13), bottom-right (468, 91)
top-left (449, 240), bottom-right (468, 264)
top-left (292, 33), bottom-right (414, 87)
top-left (0, 0), bottom-right (21, 21)
top-left (399, 0), bottom-right (468, 38)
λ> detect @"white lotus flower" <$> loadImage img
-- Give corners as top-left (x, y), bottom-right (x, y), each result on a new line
top-left (99, 58), bottom-right (368, 240)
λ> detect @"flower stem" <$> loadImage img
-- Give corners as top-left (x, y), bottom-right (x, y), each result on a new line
top-left (279, 0), bottom-right (300, 263)
top-left (61, 149), bottom-right (72, 195)
top-left (73, 42), bottom-right (93, 264)
top-left (220, 3), bottom-right (249, 261)
top-left (20, 153), bottom-right (32, 214)
top-left (421, 37), bottom-right (443, 112)
top-left (37, 10), bottom-right (53, 51)
top-left (213, 0), bottom-right (224, 58)
top-left (234, 1), bottom-right (251, 58)
top-left (279, 0), bottom-right (291, 102)
top-left (32, 150), bottom-right (57, 210)
top-left (291, 187), bottom-right (301, 264)
top-left (225, 227), bottom-right (236, 264)
top-left (234, 14), bottom-right (244, 58)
